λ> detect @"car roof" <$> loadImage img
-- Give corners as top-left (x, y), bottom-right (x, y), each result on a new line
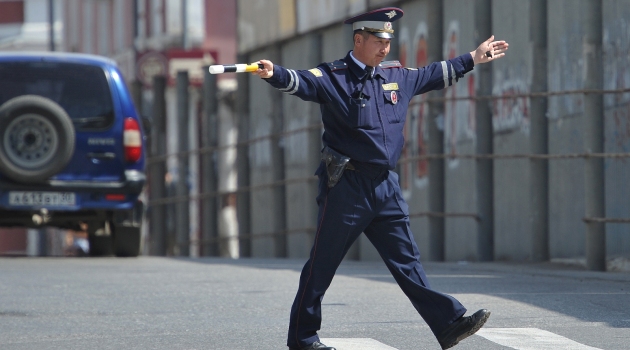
top-left (0, 51), bottom-right (118, 69)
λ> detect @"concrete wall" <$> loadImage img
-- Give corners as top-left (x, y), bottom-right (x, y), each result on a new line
top-left (248, 46), bottom-right (284, 257)
top-left (239, 0), bottom-right (630, 263)
top-left (491, 0), bottom-right (532, 261)
top-left (547, 0), bottom-right (588, 259)
top-left (602, 0), bottom-right (630, 257)
top-left (281, 35), bottom-right (324, 258)
top-left (442, 0), bottom-right (479, 261)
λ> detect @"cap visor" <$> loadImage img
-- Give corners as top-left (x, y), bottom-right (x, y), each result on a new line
top-left (372, 32), bottom-right (394, 39)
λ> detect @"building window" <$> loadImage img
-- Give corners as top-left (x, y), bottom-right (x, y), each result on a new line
top-left (0, 1), bottom-right (24, 24)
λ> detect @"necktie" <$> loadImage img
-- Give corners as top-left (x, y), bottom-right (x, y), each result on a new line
top-left (365, 66), bottom-right (374, 79)
top-left (358, 66), bottom-right (374, 100)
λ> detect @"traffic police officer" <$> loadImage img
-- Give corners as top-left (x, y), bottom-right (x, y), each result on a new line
top-left (253, 7), bottom-right (509, 350)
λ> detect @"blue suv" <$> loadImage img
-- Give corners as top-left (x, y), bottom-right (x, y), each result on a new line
top-left (0, 52), bottom-right (147, 257)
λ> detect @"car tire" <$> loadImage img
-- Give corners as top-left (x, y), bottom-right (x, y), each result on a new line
top-left (113, 224), bottom-right (141, 257)
top-left (0, 95), bottom-right (75, 183)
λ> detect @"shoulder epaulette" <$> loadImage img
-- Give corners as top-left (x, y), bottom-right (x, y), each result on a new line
top-left (327, 60), bottom-right (348, 71)
top-left (379, 60), bottom-right (402, 69)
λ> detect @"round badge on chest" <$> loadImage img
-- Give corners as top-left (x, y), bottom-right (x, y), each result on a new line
top-left (391, 91), bottom-right (398, 104)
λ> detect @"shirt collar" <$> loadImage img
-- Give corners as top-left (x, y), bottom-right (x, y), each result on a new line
top-left (347, 51), bottom-right (387, 82)
top-left (349, 51), bottom-right (374, 78)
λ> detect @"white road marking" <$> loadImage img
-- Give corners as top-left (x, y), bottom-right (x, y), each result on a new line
top-left (320, 338), bottom-right (398, 350)
top-left (476, 328), bottom-right (604, 350)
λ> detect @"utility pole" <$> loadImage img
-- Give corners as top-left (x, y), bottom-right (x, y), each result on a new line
top-left (181, 0), bottom-right (189, 49)
top-left (48, 0), bottom-right (55, 51)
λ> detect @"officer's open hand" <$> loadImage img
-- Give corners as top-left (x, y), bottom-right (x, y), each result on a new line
top-left (252, 60), bottom-right (274, 79)
top-left (470, 35), bottom-right (509, 65)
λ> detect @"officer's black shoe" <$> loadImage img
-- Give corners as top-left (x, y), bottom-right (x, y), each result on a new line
top-left (437, 309), bottom-right (491, 350)
top-left (288, 341), bottom-right (336, 350)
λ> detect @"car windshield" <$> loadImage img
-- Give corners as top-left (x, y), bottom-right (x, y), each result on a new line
top-left (0, 61), bottom-right (114, 130)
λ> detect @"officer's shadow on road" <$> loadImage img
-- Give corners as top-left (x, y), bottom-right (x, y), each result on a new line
top-left (179, 257), bottom-right (630, 329)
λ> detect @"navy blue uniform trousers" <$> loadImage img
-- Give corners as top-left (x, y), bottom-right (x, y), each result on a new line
top-left (287, 163), bottom-right (467, 348)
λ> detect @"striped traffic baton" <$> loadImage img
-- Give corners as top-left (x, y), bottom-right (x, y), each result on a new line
top-left (208, 63), bottom-right (264, 74)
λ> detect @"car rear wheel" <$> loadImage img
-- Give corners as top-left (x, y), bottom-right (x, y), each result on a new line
top-left (113, 223), bottom-right (141, 257)
top-left (0, 95), bottom-right (75, 183)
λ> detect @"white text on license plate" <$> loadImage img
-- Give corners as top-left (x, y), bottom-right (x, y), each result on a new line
top-left (9, 192), bottom-right (76, 206)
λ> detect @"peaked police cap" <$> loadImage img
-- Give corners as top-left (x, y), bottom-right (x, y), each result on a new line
top-left (344, 7), bottom-right (404, 39)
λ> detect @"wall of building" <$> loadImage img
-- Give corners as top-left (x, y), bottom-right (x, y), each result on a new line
top-left (0, 0), bottom-right (62, 51)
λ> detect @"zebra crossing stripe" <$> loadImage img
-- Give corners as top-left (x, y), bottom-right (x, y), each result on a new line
top-left (320, 338), bottom-right (398, 350)
top-left (476, 328), bottom-right (603, 350)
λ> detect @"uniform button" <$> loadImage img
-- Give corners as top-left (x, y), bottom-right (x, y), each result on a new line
top-left (362, 104), bottom-right (366, 107)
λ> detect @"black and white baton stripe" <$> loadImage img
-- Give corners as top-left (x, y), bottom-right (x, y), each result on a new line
top-left (209, 63), bottom-right (264, 74)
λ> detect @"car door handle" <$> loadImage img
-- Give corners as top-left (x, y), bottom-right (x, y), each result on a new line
top-left (87, 152), bottom-right (116, 159)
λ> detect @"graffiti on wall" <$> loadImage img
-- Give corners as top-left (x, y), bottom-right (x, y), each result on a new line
top-left (604, 17), bottom-right (630, 151)
top-left (549, 23), bottom-right (584, 120)
top-left (443, 21), bottom-right (475, 169)
top-left (492, 75), bottom-right (529, 133)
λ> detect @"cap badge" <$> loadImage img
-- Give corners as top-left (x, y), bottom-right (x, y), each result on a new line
top-left (391, 91), bottom-right (398, 104)
top-left (384, 22), bottom-right (392, 30)
top-left (386, 10), bottom-right (397, 19)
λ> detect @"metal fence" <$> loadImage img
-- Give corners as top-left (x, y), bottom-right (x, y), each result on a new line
top-left (142, 65), bottom-right (630, 272)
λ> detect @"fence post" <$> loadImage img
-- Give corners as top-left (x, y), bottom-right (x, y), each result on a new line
top-left (427, 0), bottom-right (445, 261)
top-left (176, 71), bottom-right (190, 257)
top-left (150, 75), bottom-right (167, 256)
top-left (236, 55), bottom-right (252, 257)
top-left (271, 86), bottom-right (287, 258)
top-left (201, 68), bottom-right (219, 256)
top-left (584, 0), bottom-right (606, 271)
top-left (475, 0), bottom-right (494, 262)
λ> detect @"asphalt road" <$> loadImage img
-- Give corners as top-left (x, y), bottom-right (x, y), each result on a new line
top-left (1, 257), bottom-right (629, 350)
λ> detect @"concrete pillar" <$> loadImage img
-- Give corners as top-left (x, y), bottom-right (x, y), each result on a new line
top-left (149, 75), bottom-right (167, 256)
top-left (583, 0), bottom-right (606, 271)
top-left (236, 55), bottom-right (252, 257)
top-left (475, 0), bottom-right (494, 262)
top-left (201, 69), bottom-right (219, 256)
top-left (426, 0), bottom-right (446, 261)
top-left (217, 84), bottom-right (240, 259)
top-left (175, 71), bottom-right (190, 257)
top-left (529, 0), bottom-right (550, 262)
top-left (271, 89), bottom-right (287, 258)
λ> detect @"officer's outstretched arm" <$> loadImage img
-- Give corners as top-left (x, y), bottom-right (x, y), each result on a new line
top-left (252, 60), bottom-right (325, 104)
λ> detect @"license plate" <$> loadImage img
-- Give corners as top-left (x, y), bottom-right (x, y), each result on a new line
top-left (9, 191), bottom-right (76, 206)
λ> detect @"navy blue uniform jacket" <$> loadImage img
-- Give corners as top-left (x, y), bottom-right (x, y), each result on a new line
top-left (264, 51), bottom-right (475, 170)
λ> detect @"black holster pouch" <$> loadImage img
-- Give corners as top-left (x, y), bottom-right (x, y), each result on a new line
top-left (322, 146), bottom-right (351, 188)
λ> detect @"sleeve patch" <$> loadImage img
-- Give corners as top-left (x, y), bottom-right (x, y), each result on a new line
top-left (309, 68), bottom-right (323, 77)
top-left (379, 60), bottom-right (402, 69)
